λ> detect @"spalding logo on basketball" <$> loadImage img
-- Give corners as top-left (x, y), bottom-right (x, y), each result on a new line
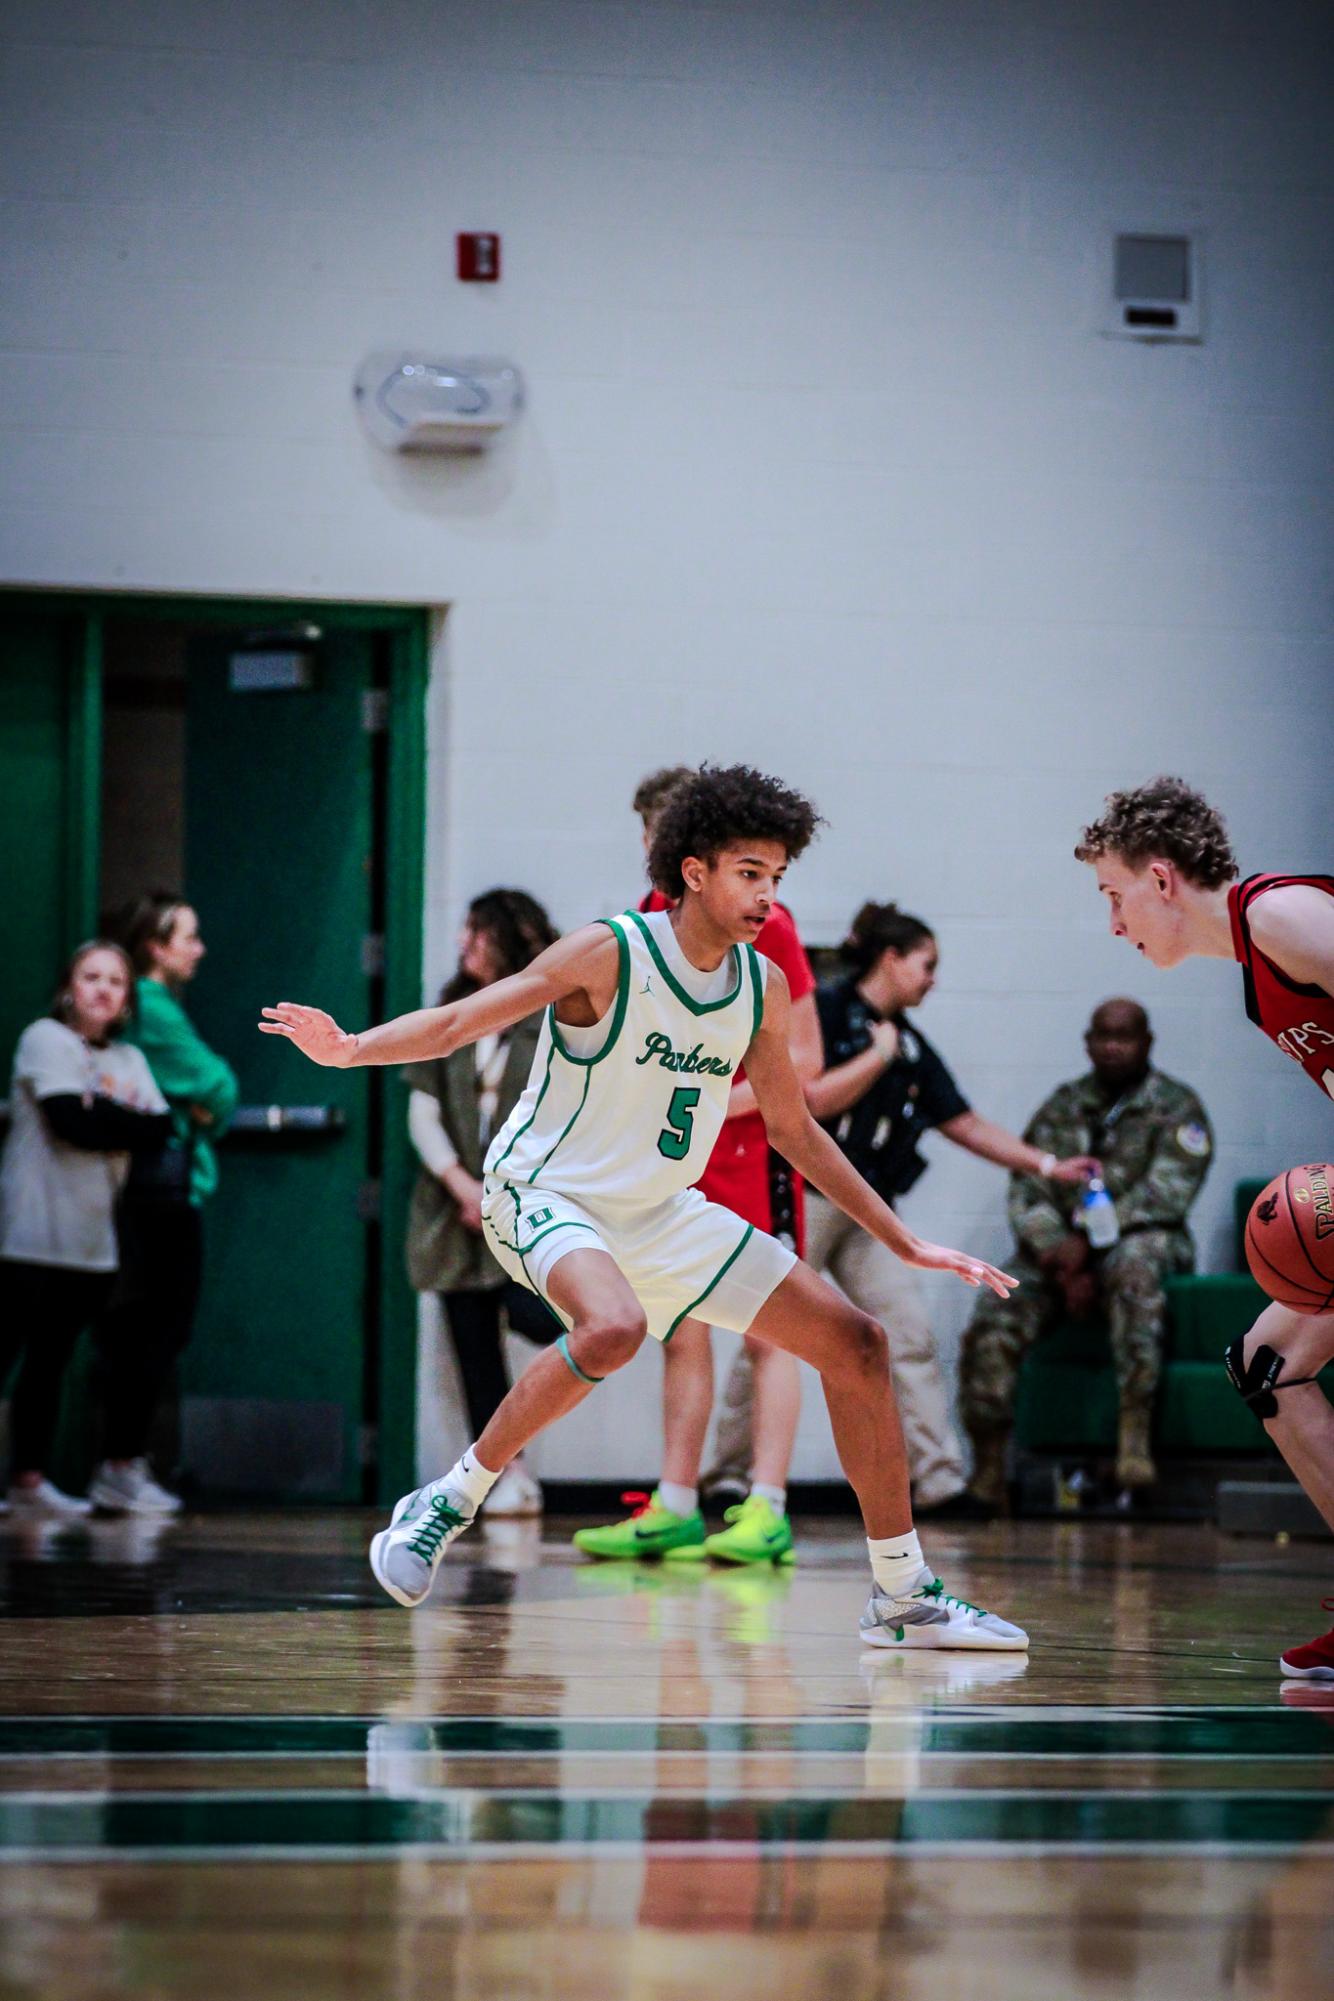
top-left (1245, 1164), bottom-right (1334, 1314)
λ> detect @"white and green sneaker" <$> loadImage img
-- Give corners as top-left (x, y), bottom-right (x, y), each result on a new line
top-left (370, 1480), bottom-right (475, 1608)
top-left (859, 1575), bottom-right (1028, 1652)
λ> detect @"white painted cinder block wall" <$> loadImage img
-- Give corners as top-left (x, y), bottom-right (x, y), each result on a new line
top-left (2, 2), bottom-right (1331, 1481)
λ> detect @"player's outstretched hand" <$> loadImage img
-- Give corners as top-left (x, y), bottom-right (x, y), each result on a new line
top-left (911, 1241), bottom-right (1017, 1298)
top-left (259, 1003), bottom-right (358, 1068)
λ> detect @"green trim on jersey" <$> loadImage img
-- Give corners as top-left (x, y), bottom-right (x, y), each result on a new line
top-left (527, 1066), bottom-right (592, 1181)
top-left (662, 1223), bottom-right (756, 1343)
top-left (491, 919), bottom-right (628, 1181)
top-left (548, 917), bottom-right (631, 1066)
top-left (746, 943), bottom-right (764, 1045)
top-left (489, 1040), bottom-right (557, 1179)
top-left (626, 909), bottom-right (743, 1016)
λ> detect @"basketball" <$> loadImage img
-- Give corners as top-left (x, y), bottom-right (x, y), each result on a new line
top-left (1244, 1164), bottom-right (1334, 1314)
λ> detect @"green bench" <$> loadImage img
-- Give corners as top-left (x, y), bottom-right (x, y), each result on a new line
top-left (1012, 1178), bottom-right (1323, 1459)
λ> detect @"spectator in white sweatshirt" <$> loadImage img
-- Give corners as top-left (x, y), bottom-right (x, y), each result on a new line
top-left (0, 943), bottom-right (169, 1515)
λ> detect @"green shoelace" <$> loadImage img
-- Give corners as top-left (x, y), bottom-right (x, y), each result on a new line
top-left (917, 1576), bottom-right (987, 1617)
top-left (407, 1494), bottom-right (467, 1561)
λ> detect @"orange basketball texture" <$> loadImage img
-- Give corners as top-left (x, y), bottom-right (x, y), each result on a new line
top-left (1245, 1165), bottom-right (1334, 1315)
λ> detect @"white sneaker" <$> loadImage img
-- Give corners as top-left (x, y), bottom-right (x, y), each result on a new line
top-left (369, 1479), bottom-right (475, 1608)
top-left (483, 1459), bottom-right (543, 1518)
top-left (7, 1479), bottom-right (91, 1517)
top-left (88, 1459), bottom-right (183, 1516)
top-left (859, 1574), bottom-right (1029, 1652)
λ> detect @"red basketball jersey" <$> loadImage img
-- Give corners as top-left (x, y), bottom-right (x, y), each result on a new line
top-left (1228, 873), bottom-right (1334, 1103)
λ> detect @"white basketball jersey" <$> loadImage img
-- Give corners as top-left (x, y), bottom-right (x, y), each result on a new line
top-left (485, 910), bottom-right (767, 1208)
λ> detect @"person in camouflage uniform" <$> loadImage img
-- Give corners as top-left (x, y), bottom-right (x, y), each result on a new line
top-left (959, 998), bottom-right (1212, 1503)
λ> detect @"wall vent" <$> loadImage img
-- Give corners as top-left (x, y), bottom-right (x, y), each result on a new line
top-left (1105, 231), bottom-right (1202, 342)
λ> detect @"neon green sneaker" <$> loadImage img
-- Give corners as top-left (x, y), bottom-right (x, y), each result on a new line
top-left (702, 1493), bottom-right (796, 1565)
top-left (572, 1490), bottom-right (706, 1561)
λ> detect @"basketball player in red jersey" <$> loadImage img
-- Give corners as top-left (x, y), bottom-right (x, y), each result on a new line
top-left (573, 768), bottom-right (822, 1565)
top-left (1076, 777), bottom-right (1334, 1679)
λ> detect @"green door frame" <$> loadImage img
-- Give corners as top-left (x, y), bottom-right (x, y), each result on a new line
top-left (378, 619), bottom-right (429, 1500)
top-left (1, 588), bottom-right (432, 1502)
top-left (65, 618), bottom-right (103, 944)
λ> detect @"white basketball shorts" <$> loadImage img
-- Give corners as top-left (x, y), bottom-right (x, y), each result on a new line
top-left (481, 1175), bottom-right (796, 1345)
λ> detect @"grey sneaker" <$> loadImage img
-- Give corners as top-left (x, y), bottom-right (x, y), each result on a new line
top-left (859, 1575), bottom-right (1029, 1652)
top-left (88, 1459), bottom-right (182, 1516)
top-left (7, 1479), bottom-right (91, 1517)
top-left (369, 1481), bottom-right (475, 1607)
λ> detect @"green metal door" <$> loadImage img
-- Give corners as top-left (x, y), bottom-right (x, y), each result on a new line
top-left (0, 605), bottom-right (100, 1069)
top-left (181, 634), bottom-right (377, 1501)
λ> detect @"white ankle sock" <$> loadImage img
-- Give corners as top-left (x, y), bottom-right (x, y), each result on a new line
top-left (658, 1481), bottom-right (697, 1518)
top-left (446, 1448), bottom-right (500, 1511)
top-left (867, 1530), bottom-right (932, 1599)
top-left (751, 1482), bottom-right (786, 1513)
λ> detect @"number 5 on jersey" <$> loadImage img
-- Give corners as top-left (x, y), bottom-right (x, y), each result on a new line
top-left (658, 1086), bottom-right (701, 1160)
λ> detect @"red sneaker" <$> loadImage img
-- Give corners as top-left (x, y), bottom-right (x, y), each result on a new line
top-left (1279, 1599), bottom-right (1334, 1680)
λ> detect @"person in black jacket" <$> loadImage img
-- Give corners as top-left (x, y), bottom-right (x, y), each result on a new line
top-left (808, 902), bottom-right (1095, 1519)
top-left (0, 943), bottom-right (170, 1515)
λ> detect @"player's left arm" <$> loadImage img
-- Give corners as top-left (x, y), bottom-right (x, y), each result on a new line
top-left (722, 989), bottom-right (821, 1120)
top-left (1248, 885), bottom-right (1334, 994)
top-left (259, 924), bottom-right (618, 1068)
top-left (745, 970), bottom-right (1016, 1297)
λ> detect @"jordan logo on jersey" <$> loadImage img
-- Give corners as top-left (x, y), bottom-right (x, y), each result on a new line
top-left (634, 1032), bottom-right (734, 1078)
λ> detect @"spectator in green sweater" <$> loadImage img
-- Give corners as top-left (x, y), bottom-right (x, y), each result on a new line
top-left (91, 895), bottom-right (238, 1515)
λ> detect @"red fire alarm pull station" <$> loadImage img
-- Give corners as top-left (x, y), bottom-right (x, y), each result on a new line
top-left (457, 233), bottom-right (501, 282)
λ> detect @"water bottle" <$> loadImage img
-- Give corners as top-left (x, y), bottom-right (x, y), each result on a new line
top-left (1080, 1174), bottom-right (1120, 1249)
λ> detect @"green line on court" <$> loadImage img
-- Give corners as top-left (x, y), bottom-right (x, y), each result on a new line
top-left (0, 1791), bottom-right (1331, 1855)
top-left (2, 1712), bottom-right (1332, 1761)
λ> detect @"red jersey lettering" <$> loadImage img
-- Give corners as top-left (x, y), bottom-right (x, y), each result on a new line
top-left (1229, 873), bottom-right (1334, 1102)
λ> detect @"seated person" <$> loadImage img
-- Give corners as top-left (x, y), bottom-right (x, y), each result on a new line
top-left (959, 998), bottom-right (1213, 1507)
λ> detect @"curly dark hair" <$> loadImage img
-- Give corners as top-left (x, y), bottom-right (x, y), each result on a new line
top-left (1074, 776), bottom-right (1238, 889)
top-left (647, 764), bottom-right (822, 899)
top-left (839, 901), bottom-right (934, 976)
top-left (440, 888), bottom-right (559, 1002)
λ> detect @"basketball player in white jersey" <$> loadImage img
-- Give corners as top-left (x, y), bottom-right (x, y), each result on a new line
top-left (262, 767), bottom-right (1028, 1650)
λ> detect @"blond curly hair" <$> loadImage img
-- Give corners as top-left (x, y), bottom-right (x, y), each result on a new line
top-left (1075, 776), bottom-right (1238, 889)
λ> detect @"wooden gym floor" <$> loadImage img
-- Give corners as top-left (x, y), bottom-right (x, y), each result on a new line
top-left (0, 1510), bottom-right (1331, 1999)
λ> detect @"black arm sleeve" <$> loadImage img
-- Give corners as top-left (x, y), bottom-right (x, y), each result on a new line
top-left (39, 1095), bottom-right (173, 1155)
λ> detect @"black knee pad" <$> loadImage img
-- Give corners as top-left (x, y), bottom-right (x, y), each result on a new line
top-left (1224, 1337), bottom-right (1316, 1421)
